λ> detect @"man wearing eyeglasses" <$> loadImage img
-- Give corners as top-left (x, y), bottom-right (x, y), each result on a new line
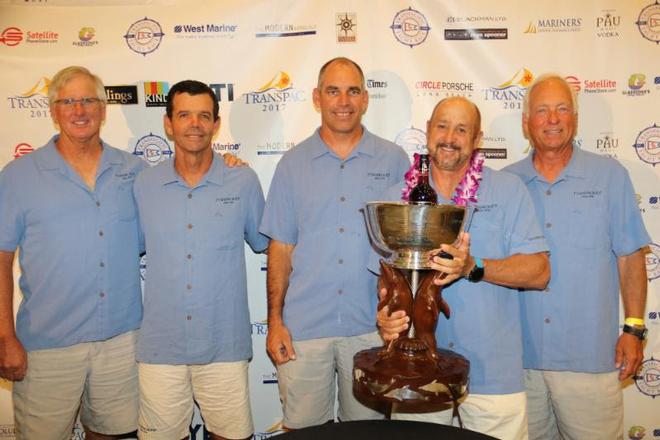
top-left (0, 66), bottom-right (144, 440)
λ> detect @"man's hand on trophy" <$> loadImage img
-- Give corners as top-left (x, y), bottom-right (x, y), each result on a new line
top-left (266, 322), bottom-right (296, 365)
top-left (376, 287), bottom-right (410, 342)
top-left (429, 232), bottom-right (471, 286)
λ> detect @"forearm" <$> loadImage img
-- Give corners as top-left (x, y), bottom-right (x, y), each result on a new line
top-left (618, 248), bottom-right (648, 319)
top-left (482, 252), bottom-right (550, 290)
top-left (266, 240), bottom-right (294, 325)
top-left (0, 251), bottom-right (17, 339)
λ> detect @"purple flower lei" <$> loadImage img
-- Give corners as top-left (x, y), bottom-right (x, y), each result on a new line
top-left (401, 150), bottom-right (484, 206)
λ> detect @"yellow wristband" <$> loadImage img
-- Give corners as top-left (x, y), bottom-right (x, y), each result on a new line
top-left (625, 317), bottom-right (645, 327)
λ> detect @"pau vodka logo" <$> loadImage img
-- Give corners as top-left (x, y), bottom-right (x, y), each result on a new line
top-left (595, 9), bottom-right (621, 38)
top-left (594, 132), bottom-right (619, 158)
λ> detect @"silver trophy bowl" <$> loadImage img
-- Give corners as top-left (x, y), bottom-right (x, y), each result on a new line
top-left (365, 202), bottom-right (467, 270)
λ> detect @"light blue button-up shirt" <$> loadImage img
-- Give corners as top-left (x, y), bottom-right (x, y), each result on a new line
top-left (260, 128), bottom-right (410, 341)
top-left (0, 135), bottom-right (144, 351)
top-left (504, 148), bottom-right (650, 372)
top-left (372, 166), bottom-right (549, 394)
top-left (134, 154), bottom-right (268, 364)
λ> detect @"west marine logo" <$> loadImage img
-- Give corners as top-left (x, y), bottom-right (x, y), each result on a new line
top-left (7, 77), bottom-right (51, 119)
top-left (483, 68), bottom-right (533, 110)
top-left (173, 23), bottom-right (237, 39)
top-left (243, 72), bottom-right (305, 112)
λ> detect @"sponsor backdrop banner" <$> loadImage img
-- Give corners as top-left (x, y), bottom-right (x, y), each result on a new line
top-left (1, 0), bottom-right (659, 438)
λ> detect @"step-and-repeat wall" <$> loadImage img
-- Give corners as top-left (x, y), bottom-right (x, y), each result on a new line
top-left (1, 0), bottom-right (659, 438)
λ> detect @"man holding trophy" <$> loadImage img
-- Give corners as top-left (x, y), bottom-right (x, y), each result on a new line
top-left (375, 96), bottom-right (550, 439)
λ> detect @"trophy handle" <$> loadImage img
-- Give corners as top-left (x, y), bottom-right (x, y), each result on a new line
top-left (362, 207), bottom-right (391, 256)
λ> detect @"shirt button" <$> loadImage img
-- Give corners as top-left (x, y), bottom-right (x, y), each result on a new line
top-left (544, 317), bottom-right (551, 324)
top-left (96, 201), bottom-right (101, 207)
top-left (187, 315), bottom-right (192, 321)
top-left (545, 190), bottom-right (551, 196)
top-left (340, 196), bottom-right (346, 202)
top-left (448, 342), bottom-right (454, 348)
top-left (99, 292), bottom-right (105, 298)
top-left (187, 223), bottom-right (193, 229)
top-left (338, 289), bottom-right (343, 295)
top-left (545, 223), bottom-right (552, 228)
top-left (340, 164), bottom-right (345, 169)
top-left (98, 230), bottom-right (104, 237)
top-left (338, 227), bottom-right (345, 233)
top-left (338, 259), bottom-right (344, 264)
top-left (188, 193), bottom-right (192, 199)
top-left (186, 254), bottom-right (192, 260)
top-left (544, 287), bottom-right (550, 293)
top-left (99, 262), bottom-right (105, 268)
top-left (186, 284), bottom-right (192, 290)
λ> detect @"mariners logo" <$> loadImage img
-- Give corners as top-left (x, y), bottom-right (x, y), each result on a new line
top-left (633, 124), bottom-right (660, 166)
top-left (133, 133), bottom-right (173, 166)
top-left (390, 7), bottom-right (430, 48)
top-left (647, 243), bottom-right (660, 281)
top-left (395, 127), bottom-right (427, 159)
top-left (123, 17), bottom-right (164, 56)
top-left (634, 358), bottom-right (660, 398)
top-left (636, 2), bottom-right (660, 44)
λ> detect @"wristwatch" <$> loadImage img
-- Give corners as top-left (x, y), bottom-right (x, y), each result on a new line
top-left (622, 324), bottom-right (648, 341)
top-left (467, 256), bottom-right (484, 283)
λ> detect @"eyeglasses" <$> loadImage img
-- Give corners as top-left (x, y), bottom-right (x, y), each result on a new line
top-left (53, 97), bottom-right (103, 107)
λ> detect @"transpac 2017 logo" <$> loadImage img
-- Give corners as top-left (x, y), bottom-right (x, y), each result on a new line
top-left (390, 7), bottom-right (430, 48)
top-left (133, 133), bottom-right (173, 166)
top-left (243, 71), bottom-right (305, 112)
top-left (633, 124), bottom-right (660, 166)
top-left (483, 68), bottom-right (533, 110)
top-left (6, 77), bottom-right (50, 119)
top-left (123, 17), bottom-right (164, 56)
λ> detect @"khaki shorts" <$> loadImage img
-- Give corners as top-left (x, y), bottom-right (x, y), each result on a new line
top-left (13, 330), bottom-right (138, 440)
top-left (138, 361), bottom-right (253, 439)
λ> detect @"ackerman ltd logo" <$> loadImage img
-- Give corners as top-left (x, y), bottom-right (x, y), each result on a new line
top-left (243, 71), bottom-right (305, 113)
top-left (0, 27), bottom-right (23, 46)
top-left (255, 23), bottom-right (316, 38)
top-left (647, 243), bottom-right (660, 281)
top-left (395, 127), bottom-right (426, 159)
top-left (483, 68), bottom-right (533, 110)
top-left (13, 142), bottom-right (33, 158)
top-left (73, 27), bottom-right (98, 47)
top-left (7, 77), bottom-right (50, 119)
top-left (133, 133), bottom-right (173, 166)
top-left (173, 23), bottom-right (237, 39)
top-left (123, 17), bottom-right (164, 56)
top-left (524, 17), bottom-right (582, 33)
top-left (336, 13), bottom-right (357, 43)
top-left (390, 7), bottom-right (430, 48)
top-left (634, 357), bottom-right (660, 398)
top-left (636, 2), bottom-right (660, 44)
top-left (444, 15), bottom-right (508, 40)
top-left (633, 124), bottom-right (660, 166)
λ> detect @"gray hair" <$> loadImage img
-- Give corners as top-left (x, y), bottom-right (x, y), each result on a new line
top-left (48, 66), bottom-right (107, 106)
top-left (522, 73), bottom-right (578, 116)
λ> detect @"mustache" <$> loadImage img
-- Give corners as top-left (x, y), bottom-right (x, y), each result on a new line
top-left (434, 142), bottom-right (460, 151)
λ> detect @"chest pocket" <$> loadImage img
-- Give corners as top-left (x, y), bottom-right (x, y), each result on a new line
top-left (205, 197), bottom-right (243, 250)
top-left (110, 181), bottom-right (137, 221)
top-left (469, 208), bottom-right (507, 259)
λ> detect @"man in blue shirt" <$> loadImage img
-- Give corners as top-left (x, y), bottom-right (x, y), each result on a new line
top-left (504, 74), bottom-right (650, 440)
top-left (377, 96), bottom-right (550, 439)
top-left (0, 66), bottom-right (143, 440)
top-left (134, 80), bottom-right (268, 440)
top-left (259, 57), bottom-right (410, 429)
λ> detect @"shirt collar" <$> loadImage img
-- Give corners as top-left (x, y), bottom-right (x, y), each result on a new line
top-left (34, 134), bottom-right (123, 172)
top-left (517, 145), bottom-right (586, 183)
top-left (157, 153), bottom-right (224, 188)
top-left (309, 126), bottom-right (376, 160)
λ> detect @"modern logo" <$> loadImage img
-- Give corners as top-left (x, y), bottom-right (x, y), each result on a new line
top-left (123, 17), bottom-right (164, 56)
top-left (390, 7), bottom-right (430, 48)
top-left (261, 371), bottom-right (277, 384)
top-left (596, 10), bottom-right (621, 38)
top-left (0, 27), bottom-right (23, 46)
top-left (172, 23), bottom-right (237, 39)
top-left (483, 68), bottom-right (533, 110)
top-left (415, 79), bottom-right (475, 98)
top-left (636, 2), bottom-right (660, 44)
top-left (13, 143), bottom-right (33, 158)
top-left (73, 27), bottom-right (98, 47)
top-left (209, 83), bottom-right (234, 102)
top-left (633, 124), bottom-right (660, 166)
top-left (634, 357), bottom-right (660, 398)
top-left (595, 133), bottom-right (619, 158)
top-left (583, 78), bottom-right (617, 94)
top-left (133, 133), bottom-right (173, 166)
top-left (336, 12), bottom-right (357, 43)
top-left (243, 72), bottom-right (305, 112)
top-left (623, 73), bottom-right (650, 96)
top-left (255, 23), bottom-right (316, 38)
top-left (143, 81), bottom-right (169, 107)
top-left (444, 28), bottom-right (507, 40)
top-left (395, 127), bottom-right (427, 159)
top-left (256, 140), bottom-right (295, 156)
top-left (647, 243), bottom-right (660, 281)
top-left (565, 75), bottom-right (581, 93)
top-left (524, 18), bottom-right (582, 33)
top-left (628, 425), bottom-right (646, 440)
top-left (105, 86), bottom-right (138, 104)
top-left (7, 77), bottom-right (50, 119)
